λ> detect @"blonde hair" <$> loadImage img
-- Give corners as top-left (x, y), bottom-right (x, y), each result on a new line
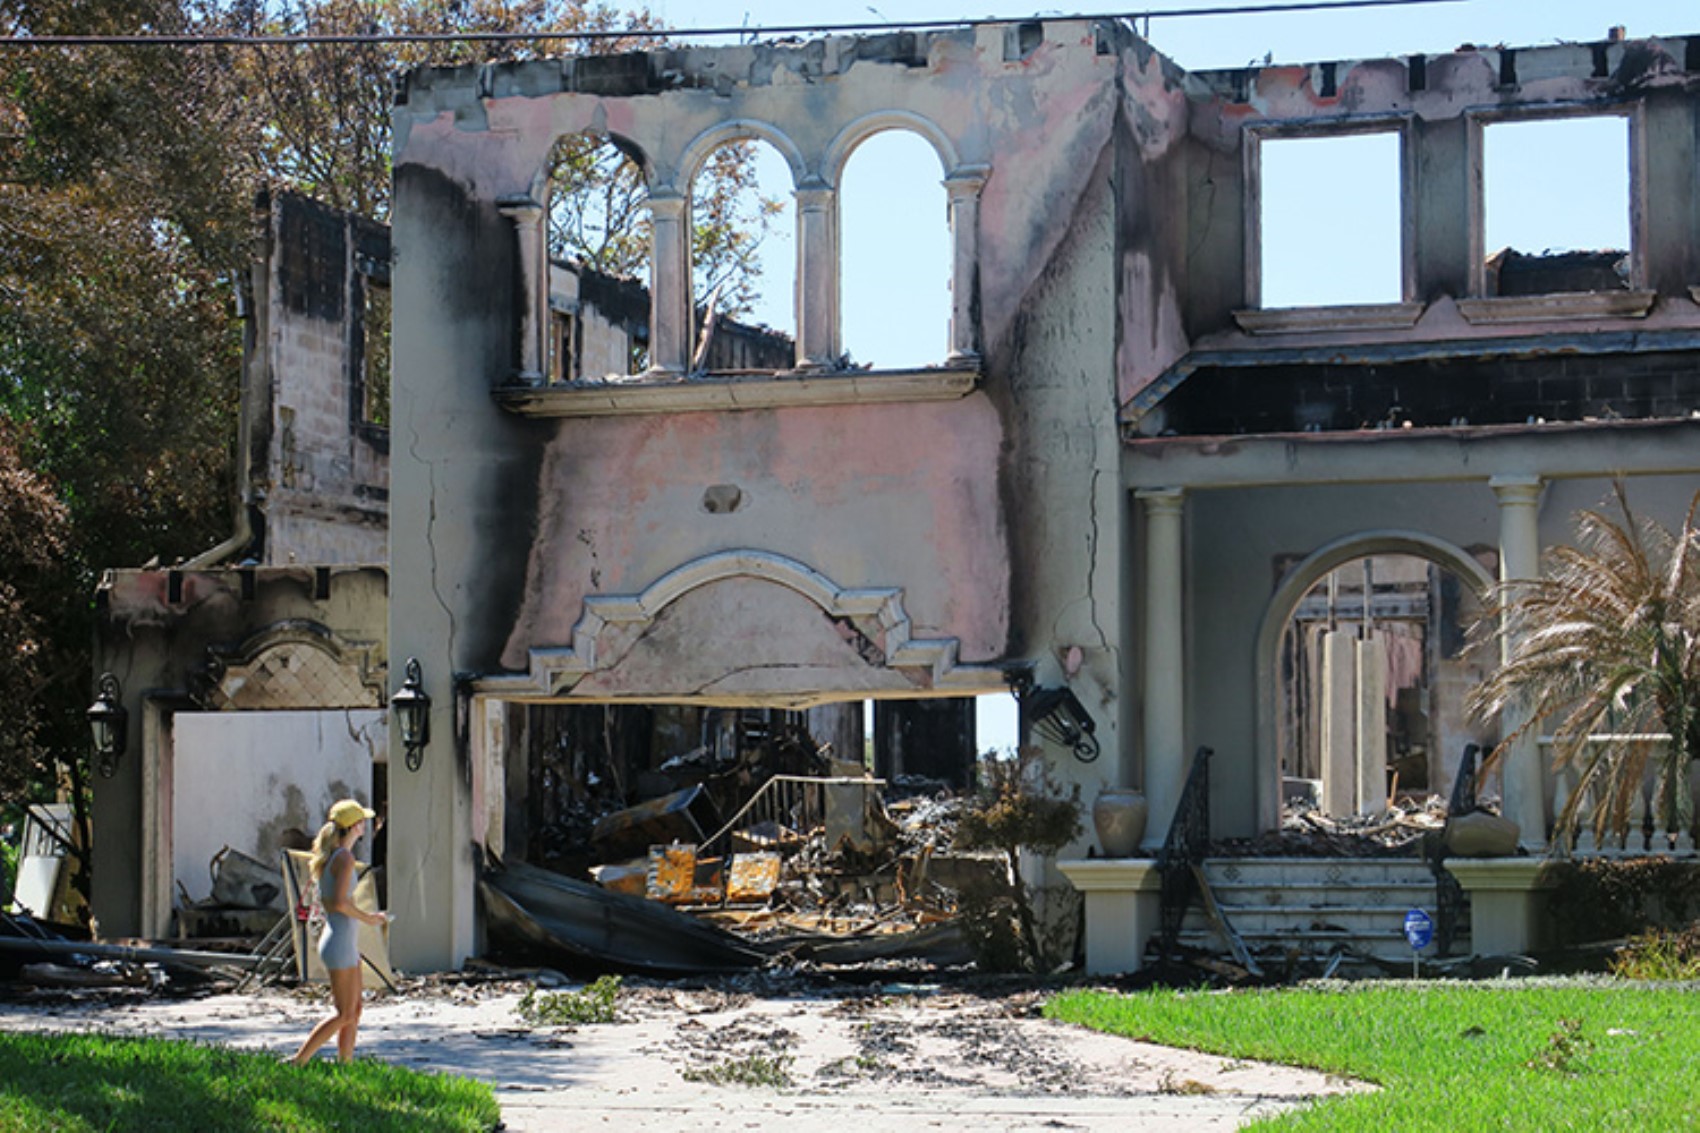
top-left (308, 821), bottom-right (342, 882)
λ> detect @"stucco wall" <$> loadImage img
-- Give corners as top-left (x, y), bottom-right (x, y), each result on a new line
top-left (90, 566), bottom-right (387, 938)
top-left (172, 710), bottom-right (382, 904)
top-left (384, 20), bottom-right (1188, 966)
top-left (253, 192), bottom-right (389, 567)
top-left (1180, 470), bottom-right (1699, 839)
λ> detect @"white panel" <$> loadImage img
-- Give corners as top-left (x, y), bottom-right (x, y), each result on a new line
top-left (172, 710), bottom-right (385, 906)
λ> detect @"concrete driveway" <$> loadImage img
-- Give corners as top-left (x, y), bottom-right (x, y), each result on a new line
top-left (0, 976), bottom-right (1361, 1131)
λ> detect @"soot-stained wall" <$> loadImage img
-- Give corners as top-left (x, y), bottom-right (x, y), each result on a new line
top-left (386, 19), bottom-right (1193, 966)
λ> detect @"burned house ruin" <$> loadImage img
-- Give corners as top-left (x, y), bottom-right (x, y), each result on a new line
top-left (89, 23), bottom-right (1700, 975)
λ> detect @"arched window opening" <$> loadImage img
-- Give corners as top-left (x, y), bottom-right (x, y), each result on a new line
top-left (1277, 554), bottom-right (1491, 820)
top-left (547, 134), bottom-right (651, 377)
top-left (689, 139), bottom-right (794, 373)
top-left (840, 130), bottom-right (949, 370)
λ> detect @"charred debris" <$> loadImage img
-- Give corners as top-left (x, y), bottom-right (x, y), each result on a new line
top-left (482, 703), bottom-right (995, 975)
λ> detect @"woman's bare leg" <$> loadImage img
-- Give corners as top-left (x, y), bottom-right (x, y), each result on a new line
top-left (291, 966), bottom-right (362, 1065)
top-left (333, 966), bottom-right (363, 1062)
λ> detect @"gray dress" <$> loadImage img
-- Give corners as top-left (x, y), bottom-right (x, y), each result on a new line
top-left (316, 848), bottom-right (361, 972)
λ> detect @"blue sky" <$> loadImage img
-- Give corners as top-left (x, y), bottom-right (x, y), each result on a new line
top-left (647, 1), bottom-right (1692, 751)
top-left (656, 1), bottom-right (1683, 344)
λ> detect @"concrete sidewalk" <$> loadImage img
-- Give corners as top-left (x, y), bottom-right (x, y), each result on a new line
top-left (0, 980), bottom-right (1362, 1131)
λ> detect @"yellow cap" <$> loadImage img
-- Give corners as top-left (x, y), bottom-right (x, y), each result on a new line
top-left (328, 798), bottom-right (377, 829)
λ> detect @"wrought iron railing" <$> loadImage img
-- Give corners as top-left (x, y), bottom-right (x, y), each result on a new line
top-left (1156, 746), bottom-right (1213, 957)
top-left (696, 774), bottom-right (885, 858)
top-left (1423, 741), bottom-right (1481, 957)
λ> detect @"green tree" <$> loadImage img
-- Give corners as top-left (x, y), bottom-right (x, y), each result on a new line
top-left (1, 0), bottom-right (246, 821)
top-left (0, 0), bottom-right (782, 815)
top-left (225, 0), bottom-right (660, 219)
top-left (1469, 486), bottom-right (1700, 848)
top-left (0, 421), bottom-right (72, 803)
top-left (230, 1), bottom-right (780, 314)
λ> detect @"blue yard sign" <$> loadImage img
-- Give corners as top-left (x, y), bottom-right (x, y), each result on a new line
top-left (1404, 908), bottom-right (1433, 978)
top-left (1404, 908), bottom-right (1434, 950)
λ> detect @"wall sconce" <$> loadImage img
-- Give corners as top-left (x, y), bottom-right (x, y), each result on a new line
top-left (86, 672), bottom-right (128, 779)
top-left (1023, 683), bottom-right (1101, 764)
top-left (390, 657), bottom-right (432, 772)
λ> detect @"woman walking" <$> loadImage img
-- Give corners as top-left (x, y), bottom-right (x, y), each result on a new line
top-left (292, 798), bottom-right (388, 1065)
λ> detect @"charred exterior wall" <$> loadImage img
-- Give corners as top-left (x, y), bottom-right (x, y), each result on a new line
top-left (386, 19), bottom-right (1190, 967)
top-left (89, 566), bottom-right (388, 938)
top-left (249, 190), bottom-right (391, 566)
top-left (382, 20), bottom-right (1700, 967)
top-left (1124, 33), bottom-right (1700, 846)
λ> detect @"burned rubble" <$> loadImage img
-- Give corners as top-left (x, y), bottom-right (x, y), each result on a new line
top-left (483, 707), bottom-right (997, 975)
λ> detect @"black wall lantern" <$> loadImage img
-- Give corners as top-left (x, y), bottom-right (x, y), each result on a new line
top-left (1027, 685), bottom-right (1100, 763)
top-left (390, 657), bottom-right (432, 772)
top-left (1007, 667), bottom-right (1100, 763)
top-left (87, 672), bottom-right (128, 778)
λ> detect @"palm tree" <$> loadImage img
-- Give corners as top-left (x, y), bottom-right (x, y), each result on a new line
top-left (1468, 485), bottom-right (1700, 849)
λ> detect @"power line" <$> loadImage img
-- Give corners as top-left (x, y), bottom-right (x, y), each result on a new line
top-left (0, 1), bottom-right (1468, 49)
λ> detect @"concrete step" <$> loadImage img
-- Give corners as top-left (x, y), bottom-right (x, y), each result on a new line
top-left (1202, 857), bottom-right (1435, 886)
top-left (1181, 905), bottom-right (1454, 937)
top-left (1207, 881), bottom-right (1437, 906)
top-left (1178, 856), bottom-right (1466, 961)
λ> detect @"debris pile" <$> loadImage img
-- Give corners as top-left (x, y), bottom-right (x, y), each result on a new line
top-left (478, 704), bottom-right (1011, 976)
top-left (487, 772), bottom-right (995, 974)
top-left (1212, 796), bottom-right (1450, 858)
top-left (175, 846), bottom-right (287, 941)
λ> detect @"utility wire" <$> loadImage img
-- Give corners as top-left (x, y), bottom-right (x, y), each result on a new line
top-left (0, 0), bottom-right (1468, 48)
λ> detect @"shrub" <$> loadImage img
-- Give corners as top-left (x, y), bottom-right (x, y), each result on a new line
top-left (1545, 857), bottom-right (1700, 944)
top-left (515, 975), bottom-right (623, 1026)
top-left (954, 751), bottom-right (1082, 972)
top-left (1612, 925), bottom-right (1700, 980)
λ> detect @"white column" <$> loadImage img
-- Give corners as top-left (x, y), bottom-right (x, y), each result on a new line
top-left (1355, 632), bottom-right (1387, 814)
top-left (496, 197), bottom-right (547, 385)
top-left (1491, 474), bottom-right (1548, 849)
top-left (944, 167), bottom-right (988, 363)
top-left (647, 189), bottom-right (691, 375)
top-left (388, 658), bottom-right (473, 971)
top-left (1321, 630), bottom-right (1356, 815)
top-left (1138, 488), bottom-right (1185, 848)
top-left (794, 184), bottom-right (838, 370)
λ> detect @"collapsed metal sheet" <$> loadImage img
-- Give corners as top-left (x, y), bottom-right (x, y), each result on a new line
top-left (481, 859), bottom-right (770, 975)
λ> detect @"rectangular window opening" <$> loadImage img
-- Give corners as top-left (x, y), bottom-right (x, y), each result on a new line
top-left (551, 308), bottom-right (580, 384)
top-left (1483, 114), bottom-right (1630, 297)
top-left (1257, 129), bottom-right (1403, 309)
top-left (359, 276), bottom-right (391, 428)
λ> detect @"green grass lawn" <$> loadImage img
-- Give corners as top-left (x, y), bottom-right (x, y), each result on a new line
top-left (1048, 980), bottom-right (1700, 1131)
top-left (0, 1030), bottom-right (500, 1132)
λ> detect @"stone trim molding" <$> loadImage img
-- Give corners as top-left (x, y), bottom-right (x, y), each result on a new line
top-left (476, 549), bottom-right (1000, 697)
top-left (194, 618), bottom-right (386, 710)
top-left (1456, 290), bottom-right (1656, 325)
top-left (493, 362), bottom-right (980, 417)
top-left (1231, 302), bottom-right (1426, 335)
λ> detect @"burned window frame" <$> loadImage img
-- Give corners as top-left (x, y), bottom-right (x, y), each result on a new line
top-left (549, 300), bottom-right (582, 384)
top-left (1466, 101), bottom-right (1645, 299)
top-left (1242, 115), bottom-right (1415, 310)
top-left (349, 219), bottom-right (391, 449)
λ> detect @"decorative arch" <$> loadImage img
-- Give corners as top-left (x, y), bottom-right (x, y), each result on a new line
top-left (529, 128), bottom-right (653, 202)
top-left (477, 548), bottom-right (1002, 701)
top-left (194, 619), bottom-right (385, 711)
top-left (823, 109), bottom-right (959, 188)
top-left (676, 120), bottom-right (808, 192)
top-left (1251, 530), bottom-right (1497, 831)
